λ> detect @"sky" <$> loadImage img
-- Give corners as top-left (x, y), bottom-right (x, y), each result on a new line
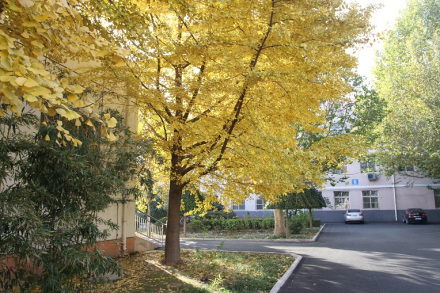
top-left (351, 0), bottom-right (409, 80)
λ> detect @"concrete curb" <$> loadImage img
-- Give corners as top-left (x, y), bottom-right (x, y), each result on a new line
top-left (181, 224), bottom-right (326, 243)
top-left (270, 254), bottom-right (303, 293)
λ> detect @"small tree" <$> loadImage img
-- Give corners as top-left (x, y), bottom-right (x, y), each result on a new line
top-left (291, 188), bottom-right (326, 229)
top-left (0, 109), bottom-right (148, 292)
top-left (267, 187), bottom-right (326, 237)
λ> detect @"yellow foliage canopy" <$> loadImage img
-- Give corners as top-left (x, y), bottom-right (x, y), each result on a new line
top-left (0, 0), bottom-right (124, 141)
top-left (90, 0), bottom-right (374, 202)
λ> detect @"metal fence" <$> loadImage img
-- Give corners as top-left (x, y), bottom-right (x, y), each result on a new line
top-left (135, 211), bottom-right (166, 246)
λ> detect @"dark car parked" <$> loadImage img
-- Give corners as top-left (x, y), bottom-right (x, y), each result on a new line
top-left (403, 208), bottom-right (428, 224)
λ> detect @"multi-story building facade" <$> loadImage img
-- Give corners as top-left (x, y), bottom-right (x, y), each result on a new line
top-left (232, 161), bottom-right (440, 223)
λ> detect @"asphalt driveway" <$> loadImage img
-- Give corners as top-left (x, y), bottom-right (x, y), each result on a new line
top-left (180, 223), bottom-right (440, 292)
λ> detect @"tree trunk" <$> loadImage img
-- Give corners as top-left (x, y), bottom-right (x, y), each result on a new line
top-left (308, 208), bottom-right (313, 229)
top-left (273, 209), bottom-right (285, 236)
top-left (285, 208), bottom-right (290, 238)
top-left (164, 179), bottom-right (183, 265)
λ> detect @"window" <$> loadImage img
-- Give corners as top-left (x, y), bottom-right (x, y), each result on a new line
top-left (331, 165), bottom-right (347, 174)
top-left (232, 201), bottom-right (245, 210)
top-left (361, 161), bottom-right (376, 173)
top-left (334, 191), bottom-right (349, 209)
top-left (256, 199), bottom-right (265, 210)
top-left (362, 190), bottom-right (379, 209)
top-left (435, 190), bottom-right (440, 209)
top-left (398, 165), bottom-right (414, 172)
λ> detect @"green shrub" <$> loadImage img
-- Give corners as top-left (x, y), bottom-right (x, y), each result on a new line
top-left (261, 218), bottom-right (275, 229)
top-left (312, 219), bottom-right (321, 227)
top-left (190, 219), bottom-right (204, 232)
top-left (250, 218), bottom-right (261, 229)
top-left (202, 219), bottom-right (212, 230)
top-left (211, 218), bottom-right (225, 231)
top-left (200, 210), bottom-right (236, 219)
top-left (289, 221), bottom-right (302, 234)
top-left (225, 219), bottom-right (241, 231)
top-left (242, 218), bottom-right (251, 229)
top-left (289, 217), bottom-right (304, 229)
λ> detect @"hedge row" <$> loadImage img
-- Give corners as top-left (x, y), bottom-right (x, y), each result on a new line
top-left (189, 217), bottom-right (275, 232)
top-left (189, 217), bottom-right (321, 233)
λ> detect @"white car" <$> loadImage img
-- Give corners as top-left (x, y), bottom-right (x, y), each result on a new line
top-left (345, 209), bottom-right (364, 224)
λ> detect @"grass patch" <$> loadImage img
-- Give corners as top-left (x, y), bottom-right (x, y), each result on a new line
top-left (87, 250), bottom-right (294, 293)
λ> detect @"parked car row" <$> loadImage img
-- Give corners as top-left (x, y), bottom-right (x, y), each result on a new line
top-left (343, 208), bottom-right (428, 225)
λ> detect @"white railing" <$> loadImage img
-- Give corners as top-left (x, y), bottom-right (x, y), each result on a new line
top-left (135, 211), bottom-right (166, 247)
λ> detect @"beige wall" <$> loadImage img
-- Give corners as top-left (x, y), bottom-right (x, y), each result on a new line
top-left (321, 161), bottom-right (439, 211)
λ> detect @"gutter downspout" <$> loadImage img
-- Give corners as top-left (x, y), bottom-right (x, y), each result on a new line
top-left (121, 96), bottom-right (132, 255)
top-left (392, 174), bottom-right (398, 221)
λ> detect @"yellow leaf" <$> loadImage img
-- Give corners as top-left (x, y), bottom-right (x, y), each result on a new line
top-left (0, 75), bottom-right (15, 82)
top-left (32, 86), bottom-right (51, 96)
top-left (73, 85), bottom-right (84, 94)
top-left (18, 0), bottom-right (35, 8)
top-left (23, 94), bottom-right (38, 102)
top-left (15, 77), bottom-right (27, 86)
top-left (64, 109), bottom-right (80, 120)
top-left (85, 119), bottom-right (94, 127)
top-left (67, 94), bottom-right (78, 103)
top-left (95, 49), bottom-right (108, 57)
top-left (107, 117), bottom-right (117, 128)
top-left (55, 108), bottom-right (66, 116)
top-left (104, 113), bottom-right (111, 120)
top-left (107, 131), bottom-right (117, 141)
top-left (24, 78), bottom-right (39, 88)
top-left (57, 121), bottom-right (63, 126)
top-left (45, 134), bottom-right (50, 141)
top-left (74, 100), bottom-right (86, 107)
top-left (75, 119), bottom-right (82, 127)
top-left (30, 40), bottom-right (44, 49)
top-left (47, 108), bottom-right (57, 116)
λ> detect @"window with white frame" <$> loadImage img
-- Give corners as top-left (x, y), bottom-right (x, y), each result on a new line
top-left (256, 199), bottom-right (265, 210)
top-left (362, 190), bottom-right (379, 209)
top-left (398, 165), bottom-right (414, 172)
top-left (232, 201), bottom-right (245, 210)
top-left (434, 190), bottom-right (440, 209)
top-left (334, 191), bottom-right (349, 209)
top-left (331, 165), bottom-right (347, 175)
top-left (360, 161), bottom-right (376, 173)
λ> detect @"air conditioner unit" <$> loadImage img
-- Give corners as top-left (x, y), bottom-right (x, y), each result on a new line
top-left (367, 173), bottom-right (378, 181)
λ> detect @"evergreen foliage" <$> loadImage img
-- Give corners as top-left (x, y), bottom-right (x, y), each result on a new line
top-left (0, 109), bottom-right (149, 292)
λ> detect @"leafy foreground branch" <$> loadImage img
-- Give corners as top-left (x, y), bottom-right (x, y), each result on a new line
top-left (86, 250), bottom-right (295, 293)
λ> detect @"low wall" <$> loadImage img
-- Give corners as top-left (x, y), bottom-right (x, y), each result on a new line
top-left (313, 209), bottom-right (440, 223)
top-left (234, 209), bottom-right (440, 223)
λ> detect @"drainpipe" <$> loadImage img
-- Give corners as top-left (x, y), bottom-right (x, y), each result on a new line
top-left (121, 97), bottom-right (130, 255)
top-left (392, 174), bottom-right (398, 221)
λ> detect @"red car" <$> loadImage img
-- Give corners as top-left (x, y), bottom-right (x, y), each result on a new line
top-left (403, 208), bottom-right (428, 224)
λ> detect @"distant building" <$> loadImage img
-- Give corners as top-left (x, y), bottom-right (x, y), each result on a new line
top-left (233, 161), bottom-right (440, 223)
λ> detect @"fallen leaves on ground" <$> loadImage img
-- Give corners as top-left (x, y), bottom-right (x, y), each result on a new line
top-left (88, 249), bottom-right (295, 293)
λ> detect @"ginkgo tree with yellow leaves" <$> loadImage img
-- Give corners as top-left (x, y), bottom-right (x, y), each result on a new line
top-left (87, 0), bottom-right (376, 265)
top-left (0, 0), bottom-right (123, 142)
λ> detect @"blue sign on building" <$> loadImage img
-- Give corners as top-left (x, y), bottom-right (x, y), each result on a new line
top-left (351, 179), bottom-right (359, 185)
